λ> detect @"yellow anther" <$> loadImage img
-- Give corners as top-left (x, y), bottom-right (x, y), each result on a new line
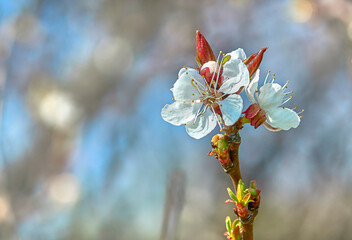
top-left (283, 107), bottom-right (285, 109)
top-left (192, 123), bottom-right (195, 125)
top-left (172, 98), bottom-right (175, 101)
top-left (220, 129), bottom-right (223, 132)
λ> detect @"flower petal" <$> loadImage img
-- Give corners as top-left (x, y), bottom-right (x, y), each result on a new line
top-left (219, 94), bottom-right (243, 126)
top-left (227, 48), bottom-right (247, 61)
top-left (185, 108), bottom-right (217, 139)
top-left (219, 59), bottom-right (249, 94)
top-left (246, 69), bottom-right (260, 103)
top-left (178, 66), bottom-right (195, 78)
top-left (263, 122), bottom-right (281, 132)
top-left (266, 107), bottom-right (300, 131)
top-left (161, 101), bottom-right (203, 126)
top-left (257, 83), bottom-right (284, 110)
top-left (173, 68), bottom-right (205, 101)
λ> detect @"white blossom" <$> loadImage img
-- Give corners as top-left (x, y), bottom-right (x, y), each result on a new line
top-left (246, 70), bottom-right (302, 131)
top-left (161, 49), bottom-right (249, 139)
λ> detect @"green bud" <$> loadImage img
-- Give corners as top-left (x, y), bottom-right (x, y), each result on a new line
top-left (248, 188), bottom-right (258, 197)
top-left (227, 188), bottom-right (238, 202)
top-left (250, 180), bottom-right (257, 189)
top-left (237, 179), bottom-right (245, 201)
top-left (226, 216), bottom-right (232, 233)
top-left (232, 219), bottom-right (241, 230)
top-left (242, 192), bottom-right (252, 206)
top-left (218, 137), bottom-right (227, 151)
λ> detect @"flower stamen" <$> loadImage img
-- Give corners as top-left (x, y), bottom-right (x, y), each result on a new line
top-left (191, 79), bottom-right (207, 95)
top-left (282, 80), bottom-right (289, 89)
top-left (297, 109), bottom-right (304, 115)
top-left (202, 76), bottom-right (211, 91)
top-left (209, 51), bottom-right (223, 89)
top-left (264, 71), bottom-right (271, 84)
top-left (281, 96), bottom-right (293, 105)
top-left (214, 51), bottom-right (225, 94)
top-left (211, 105), bottom-right (223, 131)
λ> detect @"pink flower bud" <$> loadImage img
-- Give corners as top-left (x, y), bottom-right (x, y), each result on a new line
top-left (244, 48), bottom-right (267, 77)
top-left (196, 30), bottom-right (216, 66)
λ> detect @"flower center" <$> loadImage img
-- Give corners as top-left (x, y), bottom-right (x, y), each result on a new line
top-left (203, 97), bottom-right (219, 109)
top-left (199, 51), bottom-right (226, 88)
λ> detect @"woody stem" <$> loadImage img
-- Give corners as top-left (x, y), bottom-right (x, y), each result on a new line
top-left (226, 138), bottom-right (242, 188)
top-left (224, 128), bottom-right (256, 240)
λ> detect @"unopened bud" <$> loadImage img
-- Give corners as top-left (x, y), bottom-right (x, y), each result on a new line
top-left (196, 30), bottom-right (216, 65)
top-left (243, 47), bottom-right (267, 77)
top-left (218, 136), bottom-right (228, 151)
top-left (236, 203), bottom-right (249, 219)
top-left (250, 180), bottom-right (257, 189)
top-left (226, 216), bottom-right (232, 233)
top-left (211, 134), bottom-right (222, 148)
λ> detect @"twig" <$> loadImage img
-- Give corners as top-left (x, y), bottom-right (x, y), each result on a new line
top-left (223, 128), bottom-right (257, 240)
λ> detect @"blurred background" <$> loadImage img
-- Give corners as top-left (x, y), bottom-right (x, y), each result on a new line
top-left (0, 0), bottom-right (351, 239)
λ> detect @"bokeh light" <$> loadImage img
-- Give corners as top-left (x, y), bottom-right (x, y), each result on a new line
top-left (290, 0), bottom-right (315, 23)
top-left (0, 195), bottom-right (12, 223)
top-left (48, 173), bottom-right (80, 206)
top-left (38, 90), bottom-right (79, 130)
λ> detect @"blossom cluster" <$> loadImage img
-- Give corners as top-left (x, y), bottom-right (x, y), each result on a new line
top-left (161, 31), bottom-right (302, 139)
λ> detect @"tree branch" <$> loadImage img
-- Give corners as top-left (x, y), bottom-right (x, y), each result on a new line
top-left (222, 129), bottom-right (257, 240)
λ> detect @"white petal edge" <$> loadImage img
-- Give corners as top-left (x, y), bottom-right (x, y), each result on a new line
top-left (219, 59), bottom-right (249, 94)
top-left (161, 101), bottom-right (202, 126)
top-left (266, 107), bottom-right (300, 131)
top-left (263, 121), bottom-right (281, 132)
top-left (178, 66), bottom-right (197, 78)
top-left (219, 94), bottom-right (243, 126)
top-left (185, 108), bottom-right (217, 139)
top-left (246, 69), bottom-right (260, 104)
top-left (173, 68), bottom-right (204, 101)
top-left (227, 48), bottom-right (247, 61)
